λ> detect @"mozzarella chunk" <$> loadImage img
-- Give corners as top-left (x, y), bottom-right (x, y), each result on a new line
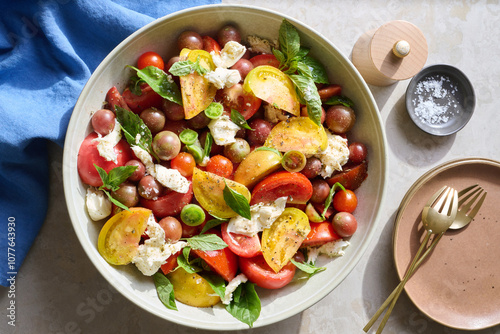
top-left (314, 130), bottom-right (349, 178)
top-left (207, 115), bottom-right (241, 146)
top-left (85, 187), bottom-right (111, 221)
top-left (211, 41), bottom-right (246, 68)
top-left (92, 118), bottom-right (122, 163)
top-left (205, 67), bottom-right (241, 89)
top-left (132, 214), bottom-right (187, 276)
top-left (305, 240), bottom-right (350, 264)
top-left (227, 197), bottom-right (287, 236)
top-left (221, 274), bottom-right (248, 305)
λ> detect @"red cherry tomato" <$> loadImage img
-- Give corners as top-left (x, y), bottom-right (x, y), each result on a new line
top-left (332, 212), bottom-right (357, 238)
top-left (137, 51), bottom-right (165, 70)
top-left (239, 255), bottom-right (295, 289)
top-left (105, 86), bottom-right (131, 112)
top-left (206, 155), bottom-right (234, 178)
top-left (191, 230), bottom-right (238, 282)
top-left (249, 54), bottom-right (280, 68)
top-left (221, 223), bottom-right (261, 258)
top-left (122, 82), bottom-right (163, 113)
top-left (77, 132), bottom-right (133, 187)
top-left (332, 189), bottom-right (358, 213)
top-left (202, 35), bottom-right (221, 54)
top-left (327, 161), bottom-right (368, 191)
top-left (171, 152), bottom-right (196, 177)
top-left (318, 84), bottom-right (342, 100)
top-left (250, 171), bottom-right (313, 205)
top-left (301, 222), bottom-right (341, 247)
top-left (139, 182), bottom-right (193, 218)
top-left (215, 83), bottom-right (261, 120)
top-left (160, 251), bottom-right (180, 275)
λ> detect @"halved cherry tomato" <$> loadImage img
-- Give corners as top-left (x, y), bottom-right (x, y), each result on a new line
top-left (171, 152), bottom-right (196, 177)
top-left (105, 86), bottom-right (131, 112)
top-left (97, 207), bottom-right (152, 265)
top-left (249, 54), bottom-right (280, 68)
top-left (202, 35), bottom-right (221, 54)
top-left (250, 171), bottom-right (313, 205)
top-left (318, 84), bottom-right (342, 100)
top-left (140, 182), bottom-right (193, 218)
top-left (160, 251), bottom-right (180, 275)
top-left (191, 230), bottom-right (238, 282)
top-left (327, 161), bottom-right (368, 191)
top-left (137, 51), bottom-right (165, 70)
top-left (221, 222), bottom-right (261, 258)
top-left (122, 82), bottom-right (163, 113)
top-left (332, 189), bottom-right (358, 213)
top-left (206, 155), bottom-right (233, 178)
top-left (301, 222), bottom-right (341, 247)
top-left (77, 132), bottom-right (133, 187)
top-left (215, 83), bottom-right (261, 120)
top-left (239, 254), bottom-right (296, 289)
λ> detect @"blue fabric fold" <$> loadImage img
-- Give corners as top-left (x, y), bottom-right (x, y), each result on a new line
top-left (0, 0), bottom-right (220, 287)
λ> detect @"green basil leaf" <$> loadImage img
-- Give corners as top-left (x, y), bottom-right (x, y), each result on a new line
top-left (290, 258), bottom-right (326, 277)
top-left (230, 109), bottom-right (253, 131)
top-left (115, 106), bottom-right (155, 156)
top-left (272, 49), bottom-right (286, 68)
top-left (225, 282), bottom-right (261, 328)
top-left (288, 73), bottom-right (323, 127)
top-left (152, 272), bottom-right (178, 311)
top-left (300, 56), bottom-right (329, 84)
top-left (94, 164), bottom-right (109, 187)
top-left (192, 56), bottom-right (209, 75)
top-left (323, 95), bottom-right (355, 108)
top-left (106, 165), bottom-right (138, 191)
top-left (128, 75), bottom-right (144, 96)
top-left (203, 131), bottom-right (213, 161)
top-left (127, 65), bottom-right (182, 105)
top-left (168, 60), bottom-right (195, 76)
top-left (297, 46), bottom-right (310, 58)
top-left (200, 218), bottom-right (227, 234)
top-left (185, 234), bottom-right (228, 251)
top-left (200, 272), bottom-right (226, 299)
top-left (278, 19), bottom-right (300, 66)
top-left (176, 247), bottom-right (202, 273)
top-left (223, 181), bottom-right (251, 220)
top-left (322, 182), bottom-right (345, 219)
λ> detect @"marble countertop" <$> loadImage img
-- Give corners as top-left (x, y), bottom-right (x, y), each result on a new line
top-left (2, 1), bottom-right (499, 333)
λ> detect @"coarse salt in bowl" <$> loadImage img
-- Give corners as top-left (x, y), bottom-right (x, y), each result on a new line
top-left (63, 4), bottom-right (387, 330)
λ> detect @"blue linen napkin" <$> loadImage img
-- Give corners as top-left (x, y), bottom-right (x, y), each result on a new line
top-left (0, 0), bottom-right (220, 287)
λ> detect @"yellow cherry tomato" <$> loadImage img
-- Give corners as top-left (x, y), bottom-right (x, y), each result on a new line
top-left (233, 148), bottom-right (282, 188)
top-left (243, 65), bottom-right (300, 116)
top-left (261, 207), bottom-right (311, 273)
top-left (167, 267), bottom-right (220, 307)
top-left (97, 207), bottom-right (152, 265)
top-left (192, 167), bottom-right (251, 219)
top-left (179, 48), bottom-right (217, 119)
top-left (264, 116), bottom-right (328, 155)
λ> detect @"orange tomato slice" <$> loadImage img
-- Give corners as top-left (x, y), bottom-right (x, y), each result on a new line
top-left (233, 149), bottom-right (282, 188)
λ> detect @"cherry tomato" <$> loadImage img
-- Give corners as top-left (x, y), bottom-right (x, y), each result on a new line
top-left (250, 171), bottom-right (313, 205)
top-left (221, 222), bottom-right (261, 258)
top-left (137, 51), bottom-right (165, 70)
top-left (249, 54), bottom-right (280, 68)
top-left (301, 222), bottom-right (341, 247)
top-left (239, 255), bottom-right (295, 289)
top-left (139, 182), bottom-right (193, 218)
top-left (91, 109), bottom-right (116, 135)
top-left (246, 118), bottom-right (272, 146)
top-left (158, 216), bottom-right (183, 242)
top-left (327, 161), bottom-right (368, 191)
top-left (310, 179), bottom-right (330, 203)
top-left (125, 159), bottom-right (145, 182)
top-left (122, 82), bottom-right (163, 113)
top-left (217, 25), bottom-right (241, 46)
top-left (348, 142), bottom-right (368, 164)
top-left (332, 189), bottom-right (358, 213)
top-left (206, 155), bottom-right (234, 178)
top-left (231, 59), bottom-right (254, 80)
top-left (77, 132), bottom-right (133, 187)
top-left (170, 152), bottom-right (196, 177)
top-left (325, 105), bottom-right (356, 134)
top-left (301, 157), bottom-right (322, 179)
top-left (318, 84), bottom-right (342, 100)
top-left (202, 35), bottom-right (221, 54)
top-left (215, 83), bottom-right (261, 120)
top-left (105, 86), bottom-right (130, 112)
top-left (177, 31), bottom-right (203, 50)
top-left (332, 212), bottom-right (357, 237)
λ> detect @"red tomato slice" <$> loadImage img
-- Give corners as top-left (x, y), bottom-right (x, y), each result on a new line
top-left (215, 83), bottom-right (261, 120)
top-left (160, 251), bottom-right (180, 275)
top-left (202, 35), bottom-right (221, 54)
top-left (301, 222), bottom-right (341, 247)
top-left (249, 54), bottom-right (280, 69)
top-left (239, 254), bottom-right (295, 289)
top-left (191, 230), bottom-right (238, 282)
top-left (327, 161), bottom-right (368, 191)
top-left (139, 182), bottom-right (193, 218)
top-left (250, 171), bottom-right (313, 205)
top-left (105, 86), bottom-right (131, 112)
top-left (122, 82), bottom-right (163, 113)
top-left (221, 222), bottom-right (261, 258)
top-left (77, 132), bottom-right (133, 187)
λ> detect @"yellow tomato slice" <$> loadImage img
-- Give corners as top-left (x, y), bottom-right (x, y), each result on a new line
top-left (179, 48), bottom-right (217, 119)
top-left (192, 167), bottom-right (251, 219)
top-left (264, 116), bottom-right (328, 155)
top-left (261, 207), bottom-right (311, 273)
top-left (233, 148), bottom-right (282, 188)
top-left (243, 65), bottom-right (300, 116)
top-left (97, 207), bottom-right (152, 265)
top-left (167, 267), bottom-right (220, 307)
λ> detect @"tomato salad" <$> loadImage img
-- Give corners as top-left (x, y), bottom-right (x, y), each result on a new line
top-left (77, 19), bottom-right (368, 327)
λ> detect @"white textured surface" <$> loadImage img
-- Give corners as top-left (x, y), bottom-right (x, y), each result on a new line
top-left (2, 1), bottom-right (500, 333)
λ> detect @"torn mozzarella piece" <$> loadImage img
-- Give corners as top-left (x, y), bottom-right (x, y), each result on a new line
top-left (207, 115), bottom-right (241, 146)
top-left (85, 187), bottom-right (111, 221)
top-left (221, 274), bottom-right (248, 305)
top-left (314, 130), bottom-right (349, 178)
top-left (92, 118), bottom-right (122, 163)
top-left (205, 67), bottom-right (241, 89)
top-left (305, 240), bottom-right (350, 264)
top-left (132, 214), bottom-right (187, 276)
top-left (211, 41), bottom-right (246, 68)
top-left (227, 197), bottom-right (287, 236)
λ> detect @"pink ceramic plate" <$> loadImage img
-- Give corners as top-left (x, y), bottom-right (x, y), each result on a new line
top-left (393, 158), bottom-right (500, 330)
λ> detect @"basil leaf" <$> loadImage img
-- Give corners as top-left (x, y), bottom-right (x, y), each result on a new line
top-left (297, 46), bottom-right (310, 58)
top-left (102, 189), bottom-right (130, 211)
top-left (200, 218), bottom-right (227, 234)
top-left (290, 258), bottom-right (326, 277)
top-left (185, 234), bottom-right (228, 251)
top-left (225, 282), bottom-right (261, 328)
top-left (152, 272), bottom-right (178, 311)
top-left (322, 182), bottom-right (345, 219)
top-left (301, 56), bottom-right (329, 84)
top-left (192, 56), bottom-right (209, 75)
top-left (278, 19), bottom-right (300, 66)
top-left (127, 65), bottom-right (182, 105)
top-left (200, 272), bottom-right (226, 299)
top-left (106, 165), bottom-right (138, 191)
top-left (115, 106), bottom-right (154, 153)
top-left (176, 247), bottom-right (202, 273)
top-left (223, 181), bottom-right (251, 220)
top-left (128, 75), bottom-right (144, 96)
top-left (203, 131), bottom-right (213, 161)
top-left (324, 95), bottom-right (355, 108)
top-left (272, 49), bottom-right (286, 67)
top-left (288, 73), bottom-right (323, 127)
top-left (230, 109), bottom-right (253, 131)
top-left (94, 164), bottom-right (109, 186)
top-left (168, 60), bottom-right (195, 76)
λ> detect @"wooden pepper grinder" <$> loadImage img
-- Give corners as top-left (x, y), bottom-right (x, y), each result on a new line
top-left (352, 20), bottom-right (428, 86)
